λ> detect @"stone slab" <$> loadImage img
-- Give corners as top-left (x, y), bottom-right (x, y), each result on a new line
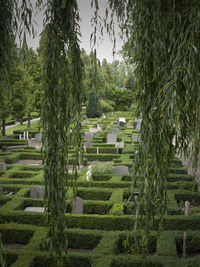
top-left (72, 197), bottom-right (83, 214)
top-left (107, 133), bottom-right (117, 143)
top-left (30, 187), bottom-right (44, 198)
top-left (0, 162), bottom-right (6, 171)
top-left (84, 142), bottom-right (93, 147)
top-left (35, 133), bottom-right (42, 142)
top-left (24, 207), bottom-right (44, 213)
top-left (113, 165), bottom-right (129, 175)
top-left (84, 132), bottom-right (94, 141)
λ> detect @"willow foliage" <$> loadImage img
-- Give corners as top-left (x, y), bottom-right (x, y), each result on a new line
top-left (103, 0), bottom-right (200, 250)
top-left (0, 1), bottom-right (33, 265)
top-left (41, 0), bottom-right (83, 265)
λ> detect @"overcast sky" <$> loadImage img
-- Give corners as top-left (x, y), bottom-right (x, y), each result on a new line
top-left (26, 0), bottom-right (123, 63)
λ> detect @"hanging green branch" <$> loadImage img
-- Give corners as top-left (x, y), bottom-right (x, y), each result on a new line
top-left (41, 0), bottom-right (83, 265)
top-left (0, 1), bottom-right (33, 265)
top-left (100, 0), bottom-right (200, 252)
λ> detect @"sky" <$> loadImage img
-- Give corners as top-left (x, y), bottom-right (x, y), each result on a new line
top-left (26, 0), bottom-right (123, 63)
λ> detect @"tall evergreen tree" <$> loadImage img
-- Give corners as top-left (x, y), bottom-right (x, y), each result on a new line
top-left (86, 84), bottom-right (102, 118)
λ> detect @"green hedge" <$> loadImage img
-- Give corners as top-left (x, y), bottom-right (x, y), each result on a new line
top-left (92, 174), bottom-right (112, 181)
top-left (85, 147), bottom-right (122, 154)
top-left (77, 188), bottom-right (112, 201)
top-left (85, 154), bottom-right (120, 161)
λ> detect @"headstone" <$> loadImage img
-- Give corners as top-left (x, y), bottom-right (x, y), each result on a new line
top-left (35, 133), bottom-right (42, 142)
top-left (6, 191), bottom-right (14, 196)
top-left (30, 187), bottom-right (44, 198)
top-left (135, 119), bottom-right (142, 131)
top-left (72, 197), bottom-right (83, 214)
top-left (83, 145), bottom-right (87, 153)
top-left (0, 162), bottom-right (7, 171)
top-left (89, 128), bottom-right (98, 133)
top-left (118, 118), bottom-right (126, 126)
top-left (113, 165), bottom-right (129, 175)
top-left (107, 133), bottom-right (117, 143)
top-left (185, 201), bottom-right (190, 216)
top-left (97, 147), bottom-right (99, 155)
top-left (0, 187), bottom-right (3, 195)
top-left (84, 141), bottom-right (93, 147)
top-left (96, 124), bottom-right (101, 131)
top-left (115, 142), bottom-right (124, 148)
top-left (84, 132), bottom-right (94, 141)
top-left (132, 133), bottom-right (140, 141)
top-left (24, 207), bottom-right (44, 213)
top-left (82, 120), bottom-right (90, 125)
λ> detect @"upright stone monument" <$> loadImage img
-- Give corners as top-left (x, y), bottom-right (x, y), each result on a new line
top-left (0, 162), bottom-right (6, 171)
top-left (72, 197), bottom-right (83, 214)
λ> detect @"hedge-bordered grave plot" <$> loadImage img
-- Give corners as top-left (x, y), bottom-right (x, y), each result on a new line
top-left (0, 112), bottom-right (200, 266)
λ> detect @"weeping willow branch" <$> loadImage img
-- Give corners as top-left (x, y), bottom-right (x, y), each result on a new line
top-left (41, 0), bottom-right (83, 265)
top-left (103, 0), bottom-right (200, 251)
top-left (0, 1), bottom-right (33, 265)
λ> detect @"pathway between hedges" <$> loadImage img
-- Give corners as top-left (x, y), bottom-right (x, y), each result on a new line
top-left (5, 118), bottom-right (40, 129)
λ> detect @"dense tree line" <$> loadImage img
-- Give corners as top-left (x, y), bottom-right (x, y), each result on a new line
top-left (0, 41), bottom-right (135, 135)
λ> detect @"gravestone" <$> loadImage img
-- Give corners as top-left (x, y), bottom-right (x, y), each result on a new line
top-left (113, 165), bottom-right (129, 175)
top-left (0, 162), bottom-right (6, 171)
top-left (89, 128), bottom-right (98, 133)
top-left (132, 133), bottom-right (140, 141)
top-left (107, 133), bottom-right (117, 143)
top-left (72, 197), bottom-right (83, 214)
top-left (96, 124), bottom-right (102, 131)
top-left (0, 187), bottom-right (3, 195)
top-left (30, 187), bottom-right (44, 198)
top-left (84, 141), bottom-right (93, 147)
top-left (118, 118), bottom-right (126, 126)
top-left (135, 119), bottom-right (142, 131)
top-left (35, 133), bottom-right (42, 142)
top-left (84, 132), bottom-right (94, 141)
top-left (115, 142), bottom-right (124, 148)
top-left (24, 207), bottom-right (44, 213)
top-left (6, 191), bottom-right (14, 196)
top-left (82, 120), bottom-right (90, 126)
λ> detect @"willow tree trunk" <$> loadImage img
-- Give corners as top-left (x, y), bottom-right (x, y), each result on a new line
top-left (1, 119), bottom-right (5, 136)
top-left (27, 114), bottom-right (31, 128)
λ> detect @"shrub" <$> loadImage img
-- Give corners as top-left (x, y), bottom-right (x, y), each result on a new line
top-left (92, 162), bottom-right (113, 176)
top-left (99, 99), bottom-right (114, 113)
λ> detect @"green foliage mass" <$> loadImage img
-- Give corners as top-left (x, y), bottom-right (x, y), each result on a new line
top-left (86, 84), bottom-right (102, 118)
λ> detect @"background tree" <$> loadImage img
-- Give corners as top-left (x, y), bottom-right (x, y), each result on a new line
top-left (86, 84), bottom-right (102, 118)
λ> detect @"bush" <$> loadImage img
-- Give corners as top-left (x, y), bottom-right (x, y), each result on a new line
top-left (99, 99), bottom-right (114, 113)
top-left (92, 162), bottom-right (113, 176)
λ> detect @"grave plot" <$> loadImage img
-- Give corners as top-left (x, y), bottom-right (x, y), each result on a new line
top-left (0, 112), bottom-right (200, 266)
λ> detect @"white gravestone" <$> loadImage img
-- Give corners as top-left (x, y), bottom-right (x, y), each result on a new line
top-left (118, 118), bottom-right (126, 126)
top-left (72, 197), bottom-right (83, 214)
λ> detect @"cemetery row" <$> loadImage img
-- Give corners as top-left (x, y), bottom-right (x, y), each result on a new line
top-left (0, 111), bottom-right (200, 266)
